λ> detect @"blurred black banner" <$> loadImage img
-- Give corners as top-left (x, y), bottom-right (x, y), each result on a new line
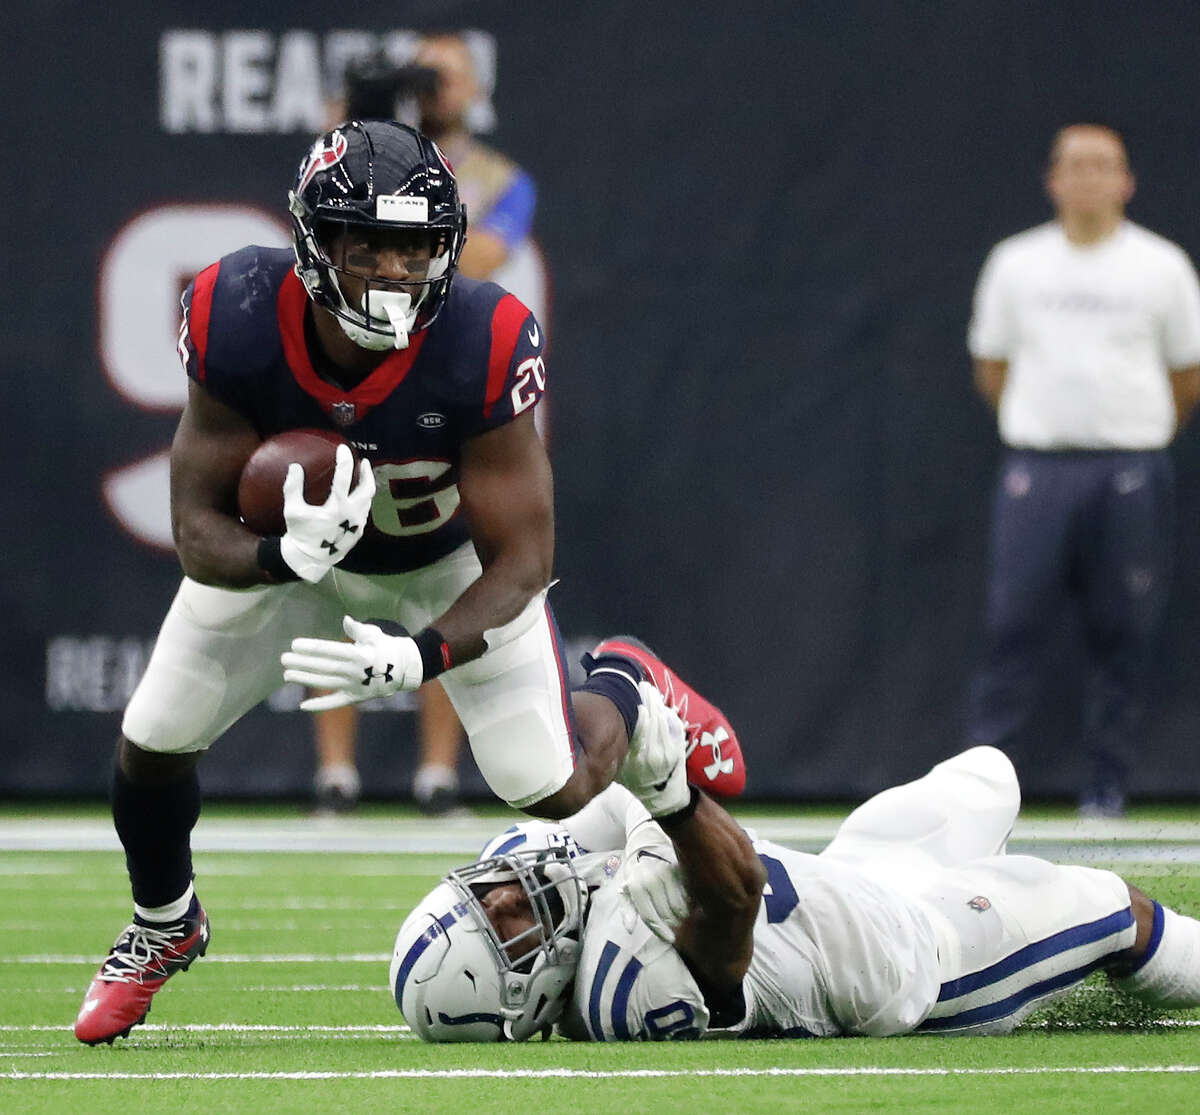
top-left (7, 2), bottom-right (1200, 799)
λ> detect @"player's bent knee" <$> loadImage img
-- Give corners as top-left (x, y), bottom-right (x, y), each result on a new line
top-left (469, 708), bottom-right (573, 811)
top-left (121, 663), bottom-right (226, 756)
top-left (940, 746), bottom-right (1018, 794)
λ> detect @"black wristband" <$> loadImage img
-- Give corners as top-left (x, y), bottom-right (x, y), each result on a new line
top-left (256, 536), bottom-right (300, 583)
top-left (655, 785), bottom-right (701, 828)
top-left (414, 627), bottom-right (452, 681)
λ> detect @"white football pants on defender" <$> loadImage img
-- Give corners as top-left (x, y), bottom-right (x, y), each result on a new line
top-left (821, 746), bottom-right (1135, 1034)
top-left (122, 543), bottom-right (576, 809)
top-left (821, 745), bottom-right (1021, 891)
top-left (914, 855), bottom-right (1134, 1034)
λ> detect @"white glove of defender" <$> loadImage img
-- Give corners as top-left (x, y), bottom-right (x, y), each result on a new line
top-left (620, 823), bottom-right (691, 943)
top-left (279, 446), bottom-right (376, 583)
top-left (618, 681), bottom-right (691, 817)
top-left (281, 616), bottom-right (423, 711)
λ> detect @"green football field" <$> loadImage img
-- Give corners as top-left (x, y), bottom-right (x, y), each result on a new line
top-left (2, 803), bottom-right (1198, 1113)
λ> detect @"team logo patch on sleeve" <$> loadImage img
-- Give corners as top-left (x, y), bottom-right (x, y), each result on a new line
top-left (967, 896), bottom-right (992, 913)
top-left (297, 130), bottom-right (348, 193)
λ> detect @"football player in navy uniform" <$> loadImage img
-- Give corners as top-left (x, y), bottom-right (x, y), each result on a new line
top-left (74, 120), bottom-right (745, 1045)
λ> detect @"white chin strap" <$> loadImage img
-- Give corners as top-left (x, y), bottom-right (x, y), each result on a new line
top-left (337, 290), bottom-right (416, 351)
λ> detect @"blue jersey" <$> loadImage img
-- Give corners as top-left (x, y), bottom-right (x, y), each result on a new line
top-left (454, 141), bottom-right (537, 252)
top-left (177, 246), bottom-right (546, 574)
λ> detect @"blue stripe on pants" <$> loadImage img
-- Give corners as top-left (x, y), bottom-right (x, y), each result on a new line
top-left (923, 906), bottom-right (1133, 1032)
top-left (936, 907), bottom-right (1133, 1001)
top-left (921, 956), bottom-right (1114, 1031)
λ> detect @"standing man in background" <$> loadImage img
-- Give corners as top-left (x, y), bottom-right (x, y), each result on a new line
top-left (966, 123), bottom-right (1200, 817)
top-left (312, 30), bottom-right (540, 816)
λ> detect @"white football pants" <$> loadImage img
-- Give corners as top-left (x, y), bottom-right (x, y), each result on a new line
top-left (822, 747), bottom-right (1136, 1034)
top-left (122, 544), bottom-right (576, 809)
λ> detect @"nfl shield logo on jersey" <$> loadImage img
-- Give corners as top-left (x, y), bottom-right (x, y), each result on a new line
top-left (329, 401), bottom-right (357, 427)
top-left (967, 895), bottom-right (992, 913)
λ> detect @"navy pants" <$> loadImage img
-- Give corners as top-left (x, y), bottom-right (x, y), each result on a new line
top-left (966, 449), bottom-right (1174, 798)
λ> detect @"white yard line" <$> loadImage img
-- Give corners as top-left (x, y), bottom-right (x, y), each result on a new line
top-left (1, 985), bottom-right (383, 994)
top-left (0, 1024), bottom-right (409, 1033)
top-left (2, 1020), bottom-right (1196, 1037)
top-left (5, 1065), bottom-right (1200, 1081)
top-left (2, 815), bottom-right (1199, 855)
top-left (0, 818), bottom-right (496, 855)
top-left (3, 954), bottom-right (390, 965)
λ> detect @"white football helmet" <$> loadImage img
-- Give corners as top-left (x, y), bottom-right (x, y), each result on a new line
top-left (391, 847), bottom-right (586, 1042)
top-left (478, 820), bottom-right (584, 862)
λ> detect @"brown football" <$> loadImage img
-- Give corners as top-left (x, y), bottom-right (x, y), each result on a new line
top-left (237, 429), bottom-right (358, 536)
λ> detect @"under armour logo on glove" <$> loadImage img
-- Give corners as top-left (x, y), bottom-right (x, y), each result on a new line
top-left (283, 616), bottom-right (424, 711)
top-left (318, 518), bottom-right (363, 557)
top-left (277, 446), bottom-right (376, 583)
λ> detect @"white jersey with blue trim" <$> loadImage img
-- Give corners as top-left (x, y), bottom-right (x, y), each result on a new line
top-left (560, 835), bottom-right (942, 1041)
top-left (559, 873), bottom-right (709, 1041)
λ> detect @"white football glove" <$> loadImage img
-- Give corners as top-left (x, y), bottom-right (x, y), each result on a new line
top-left (281, 616), bottom-right (423, 711)
top-left (618, 681), bottom-right (691, 817)
top-left (278, 445), bottom-right (376, 583)
top-left (620, 824), bottom-right (690, 943)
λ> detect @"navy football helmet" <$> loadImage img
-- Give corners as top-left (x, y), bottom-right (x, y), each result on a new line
top-left (288, 119), bottom-right (467, 350)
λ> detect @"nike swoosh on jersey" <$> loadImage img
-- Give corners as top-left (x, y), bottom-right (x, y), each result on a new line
top-left (527, 323), bottom-right (540, 346)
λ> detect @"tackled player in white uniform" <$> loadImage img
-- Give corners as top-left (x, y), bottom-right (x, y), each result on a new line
top-left (392, 691), bottom-right (1200, 1041)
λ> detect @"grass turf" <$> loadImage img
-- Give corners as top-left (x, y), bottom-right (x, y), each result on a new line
top-left (1, 817), bottom-right (1198, 1114)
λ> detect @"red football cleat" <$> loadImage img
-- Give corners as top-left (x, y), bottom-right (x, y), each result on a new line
top-left (591, 636), bottom-right (746, 798)
top-left (74, 905), bottom-right (210, 1045)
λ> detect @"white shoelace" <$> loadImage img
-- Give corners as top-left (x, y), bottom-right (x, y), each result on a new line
top-left (654, 672), bottom-right (701, 756)
top-left (98, 922), bottom-right (189, 983)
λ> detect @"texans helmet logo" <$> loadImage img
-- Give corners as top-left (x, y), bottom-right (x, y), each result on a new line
top-left (430, 138), bottom-right (455, 176)
top-left (297, 131), bottom-right (348, 193)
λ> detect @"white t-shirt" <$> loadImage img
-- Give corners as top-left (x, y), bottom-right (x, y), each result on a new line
top-left (968, 220), bottom-right (1200, 449)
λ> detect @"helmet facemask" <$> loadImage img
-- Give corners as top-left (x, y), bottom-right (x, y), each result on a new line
top-left (449, 848), bottom-right (586, 1037)
top-left (291, 208), bottom-right (461, 351)
top-left (391, 847), bottom-right (586, 1042)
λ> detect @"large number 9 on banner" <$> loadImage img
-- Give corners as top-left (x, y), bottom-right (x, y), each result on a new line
top-left (99, 204), bottom-right (291, 550)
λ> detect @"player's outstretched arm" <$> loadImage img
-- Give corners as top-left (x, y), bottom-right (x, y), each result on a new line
top-left (661, 793), bottom-right (766, 998)
top-left (170, 380), bottom-right (270, 588)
